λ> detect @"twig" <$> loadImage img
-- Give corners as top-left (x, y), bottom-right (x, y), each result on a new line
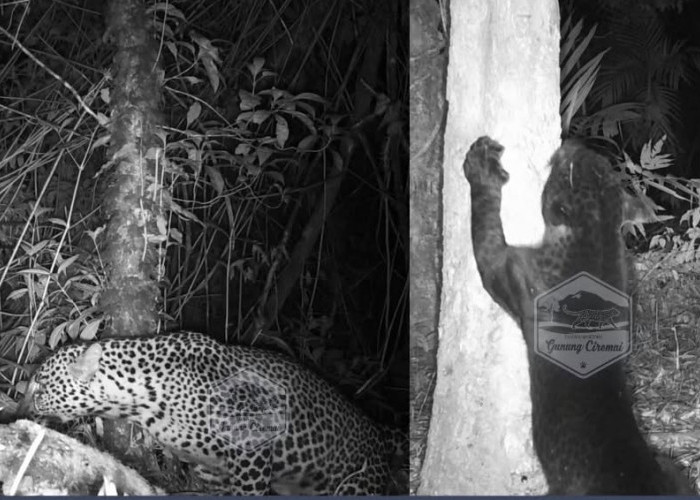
top-left (0, 26), bottom-right (104, 125)
top-left (8, 428), bottom-right (47, 495)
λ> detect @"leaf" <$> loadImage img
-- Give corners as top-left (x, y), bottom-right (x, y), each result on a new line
top-left (235, 143), bottom-right (252, 155)
top-left (156, 214), bottom-right (168, 236)
top-left (182, 76), bottom-right (203, 85)
top-left (291, 101), bottom-right (316, 118)
top-left (91, 134), bottom-right (111, 151)
top-left (621, 220), bottom-right (645, 238)
top-left (645, 179), bottom-right (686, 200)
top-left (652, 135), bottom-right (667, 156)
top-left (49, 323), bottom-right (67, 349)
top-left (331, 149), bottom-right (343, 172)
top-left (170, 227), bottom-right (183, 244)
top-left (49, 218), bottom-right (68, 228)
top-left (561, 19), bottom-right (583, 68)
top-left (623, 152), bottom-right (641, 174)
top-left (561, 50), bottom-right (608, 128)
top-left (239, 90), bottom-right (260, 111)
top-left (169, 200), bottom-right (201, 223)
top-left (293, 92), bottom-right (327, 105)
top-left (247, 57), bottom-right (265, 78)
top-left (57, 255), bottom-right (79, 276)
top-left (275, 115), bottom-right (289, 148)
top-left (165, 41), bottom-right (177, 58)
top-left (149, 2), bottom-right (185, 20)
top-left (265, 170), bottom-right (285, 186)
top-left (80, 319), bottom-right (102, 340)
top-left (246, 163), bottom-right (261, 176)
top-left (260, 88), bottom-right (290, 101)
top-left (202, 57), bottom-right (220, 92)
top-left (285, 110), bottom-right (316, 134)
top-left (256, 147), bottom-right (273, 166)
top-left (562, 24), bottom-right (599, 82)
top-left (96, 113), bottom-right (109, 126)
top-left (86, 225), bottom-right (105, 242)
top-left (191, 32), bottom-right (221, 92)
top-left (251, 110), bottom-right (271, 124)
top-left (640, 137), bottom-right (673, 170)
top-left (298, 135), bottom-right (318, 152)
top-left (147, 234), bottom-right (167, 244)
top-left (645, 154), bottom-right (673, 170)
top-left (67, 320), bottom-right (81, 339)
top-left (18, 267), bottom-right (51, 276)
top-left (186, 102), bottom-right (202, 127)
top-left (6, 289), bottom-right (28, 301)
top-left (649, 234), bottom-right (665, 250)
top-left (205, 165), bottom-right (225, 194)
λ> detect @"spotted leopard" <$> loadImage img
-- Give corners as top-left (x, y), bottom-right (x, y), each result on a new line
top-left (464, 136), bottom-right (692, 494)
top-left (17, 331), bottom-right (405, 495)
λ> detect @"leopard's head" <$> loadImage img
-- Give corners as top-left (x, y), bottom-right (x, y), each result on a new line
top-left (17, 344), bottom-right (105, 422)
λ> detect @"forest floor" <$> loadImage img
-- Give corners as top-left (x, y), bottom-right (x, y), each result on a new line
top-left (630, 251), bottom-right (700, 492)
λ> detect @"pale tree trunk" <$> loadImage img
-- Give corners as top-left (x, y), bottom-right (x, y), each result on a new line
top-left (98, 0), bottom-right (164, 469)
top-left (418, 0), bottom-right (560, 494)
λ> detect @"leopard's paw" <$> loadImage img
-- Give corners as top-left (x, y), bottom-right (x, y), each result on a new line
top-left (464, 136), bottom-right (509, 187)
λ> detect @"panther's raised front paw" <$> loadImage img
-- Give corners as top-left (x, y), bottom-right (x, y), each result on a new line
top-left (464, 136), bottom-right (509, 187)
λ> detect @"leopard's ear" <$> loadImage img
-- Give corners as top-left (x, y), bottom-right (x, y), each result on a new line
top-left (69, 344), bottom-right (103, 383)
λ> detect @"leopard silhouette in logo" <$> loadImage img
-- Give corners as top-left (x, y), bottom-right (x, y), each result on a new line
top-left (562, 304), bottom-right (620, 330)
top-left (464, 136), bottom-right (692, 494)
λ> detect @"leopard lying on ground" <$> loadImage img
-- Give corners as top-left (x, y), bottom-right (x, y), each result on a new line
top-left (17, 331), bottom-right (405, 495)
top-left (464, 136), bottom-right (693, 494)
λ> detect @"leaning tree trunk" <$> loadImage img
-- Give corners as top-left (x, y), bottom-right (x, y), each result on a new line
top-left (417, 0), bottom-right (560, 494)
top-left (98, 0), bottom-right (164, 468)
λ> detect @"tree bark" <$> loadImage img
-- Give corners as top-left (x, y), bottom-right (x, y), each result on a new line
top-left (418, 0), bottom-right (560, 494)
top-left (408, 0), bottom-right (445, 493)
top-left (98, 0), bottom-right (164, 469)
top-left (100, 0), bottom-right (162, 339)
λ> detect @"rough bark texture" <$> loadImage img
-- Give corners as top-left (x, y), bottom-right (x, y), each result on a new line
top-left (98, 0), bottom-right (163, 470)
top-left (418, 0), bottom-right (560, 494)
top-left (408, 0), bottom-right (445, 494)
top-left (100, 0), bottom-right (162, 339)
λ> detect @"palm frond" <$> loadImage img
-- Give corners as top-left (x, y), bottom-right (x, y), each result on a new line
top-left (561, 49), bottom-right (608, 130)
top-left (560, 14), bottom-right (606, 133)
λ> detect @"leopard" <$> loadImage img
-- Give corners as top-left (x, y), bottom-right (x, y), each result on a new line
top-left (16, 331), bottom-right (406, 495)
top-left (562, 304), bottom-right (620, 330)
top-left (463, 136), bottom-right (693, 494)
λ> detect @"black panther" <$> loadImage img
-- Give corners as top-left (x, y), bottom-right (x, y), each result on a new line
top-left (464, 136), bottom-right (692, 494)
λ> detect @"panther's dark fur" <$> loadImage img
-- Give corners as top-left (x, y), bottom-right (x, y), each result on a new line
top-left (17, 331), bottom-right (405, 495)
top-left (464, 136), bottom-right (692, 494)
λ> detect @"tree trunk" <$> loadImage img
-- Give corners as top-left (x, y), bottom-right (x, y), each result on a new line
top-left (417, 0), bottom-right (560, 494)
top-left (100, 0), bottom-right (162, 340)
top-left (408, 0), bottom-right (446, 493)
top-left (98, 0), bottom-right (164, 469)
